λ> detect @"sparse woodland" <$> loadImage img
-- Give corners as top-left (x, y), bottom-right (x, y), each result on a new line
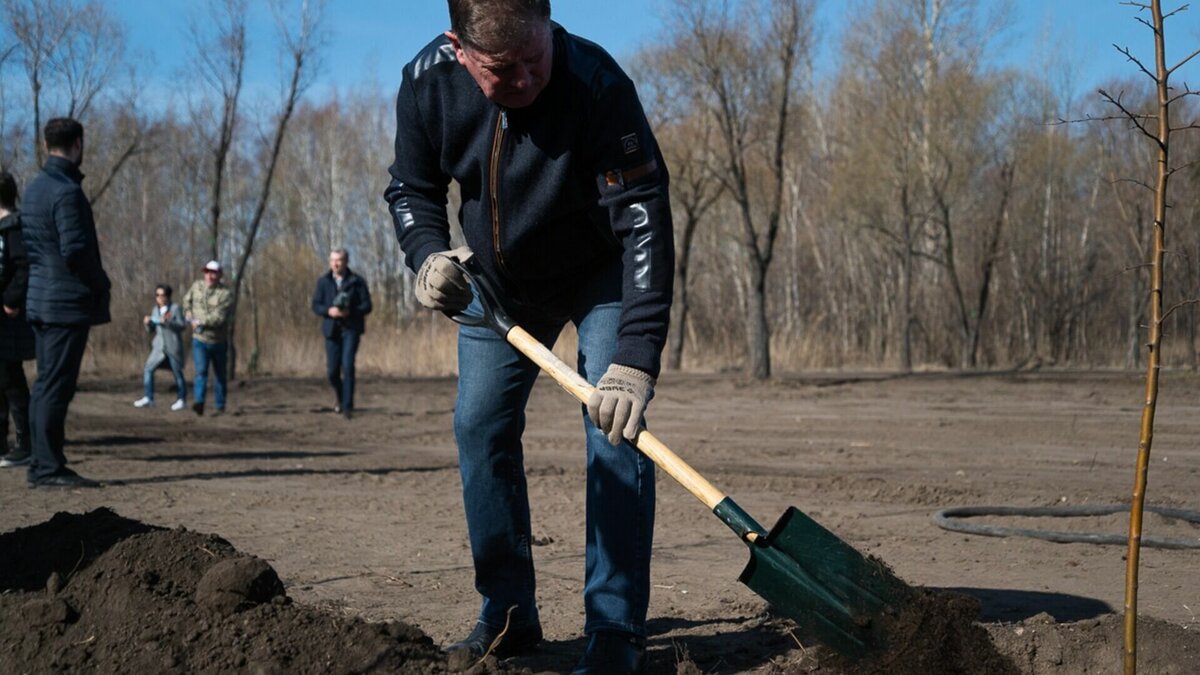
top-left (2, 0), bottom-right (1197, 378)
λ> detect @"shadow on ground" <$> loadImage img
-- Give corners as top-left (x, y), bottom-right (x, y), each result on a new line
top-left (66, 435), bottom-right (164, 446)
top-left (106, 464), bottom-right (458, 486)
top-left (505, 616), bottom-right (794, 674)
top-left (133, 450), bottom-right (355, 462)
top-left (938, 586), bottom-right (1113, 622)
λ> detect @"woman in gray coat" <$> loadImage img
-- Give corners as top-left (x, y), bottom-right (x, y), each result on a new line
top-left (134, 284), bottom-right (188, 410)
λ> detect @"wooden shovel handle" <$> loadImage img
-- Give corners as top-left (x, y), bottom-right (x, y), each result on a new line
top-left (506, 326), bottom-right (728, 510)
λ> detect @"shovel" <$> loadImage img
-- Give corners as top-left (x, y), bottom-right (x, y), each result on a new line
top-left (444, 259), bottom-right (912, 658)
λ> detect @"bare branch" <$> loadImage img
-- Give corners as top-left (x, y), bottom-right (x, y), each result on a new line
top-left (1052, 113), bottom-right (1156, 125)
top-left (1113, 44), bottom-right (1158, 82)
top-left (1165, 89), bottom-right (1198, 105)
top-left (1161, 299), bottom-right (1200, 324)
top-left (1112, 176), bottom-right (1156, 193)
top-left (1161, 3), bottom-right (1191, 21)
top-left (1168, 47), bottom-right (1200, 74)
top-left (88, 131), bottom-right (145, 206)
top-left (1099, 89), bottom-right (1164, 146)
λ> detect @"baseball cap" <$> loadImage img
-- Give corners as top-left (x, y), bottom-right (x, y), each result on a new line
top-left (203, 260), bottom-right (222, 273)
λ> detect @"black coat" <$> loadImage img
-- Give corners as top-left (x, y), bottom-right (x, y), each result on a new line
top-left (385, 23), bottom-right (674, 377)
top-left (0, 211), bottom-right (34, 360)
top-left (311, 269), bottom-right (372, 337)
top-left (21, 156), bottom-right (111, 326)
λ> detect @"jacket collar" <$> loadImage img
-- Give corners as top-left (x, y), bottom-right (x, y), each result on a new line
top-left (44, 155), bottom-right (84, 183)
top-left (0, 211), bottom-right (17, 232)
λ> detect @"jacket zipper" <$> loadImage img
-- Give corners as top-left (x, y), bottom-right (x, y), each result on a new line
top-left (489, 109), bottom-right (509, 276)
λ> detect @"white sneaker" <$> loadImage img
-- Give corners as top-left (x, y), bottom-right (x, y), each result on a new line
top-left (170, 399), bottom-right (187, 411)
top-left (134, 397), bottom-right (154, 408)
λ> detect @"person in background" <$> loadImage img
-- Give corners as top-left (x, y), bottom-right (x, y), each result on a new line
top-left (0, 171), bottom-right (34, 469)
top-left (182, 260), bottom-right (232, 416)
top-left (21, 117), bottom-right (110, 488)
top-left (133, 284), bottom-right (188, 411)
top-left (384, 1), bottom-right (674, 672)
top-left (311, 247), bottom-right (372, 419)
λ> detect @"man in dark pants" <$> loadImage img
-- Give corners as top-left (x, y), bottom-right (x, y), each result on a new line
top-left (385, 2), bottom-right (673, 672)
top-left (0, 172), bottom-right (35, 468)
top-left (21, 117), bottom-right (110, 488)
top-left (311, 248), bottom-right (372, 419)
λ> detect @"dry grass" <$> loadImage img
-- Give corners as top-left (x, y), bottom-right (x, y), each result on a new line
top-left (76, 315), bottom-right (585, 379)
top-left (42, 311), bottom-right (1200, 381)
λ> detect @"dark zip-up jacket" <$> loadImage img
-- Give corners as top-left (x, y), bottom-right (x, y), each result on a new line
top-left (311, 269), bottom-right (373, 337)
top-left (21, 155), bottom-right (111, 326)
top-left (0, 211), bottom-right (35, 360)
top-left (385, 23), bottom-right (674, 377)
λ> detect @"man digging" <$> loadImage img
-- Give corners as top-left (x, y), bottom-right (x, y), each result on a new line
top-left (385, 1), bottom-right (674, 672)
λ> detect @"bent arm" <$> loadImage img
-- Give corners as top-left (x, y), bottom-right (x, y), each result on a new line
top-left (592, 80), bottom-right (675, 378)
top-left (2, 228), bottom-right (29, 310)
top-left (163, 303), bottom-right (187, 332)
top-left (55, 189), bottom-right (109, 294)
top-left (312, 278), bottom-right (331, 317)
top-left (385, 73), bottom-right (453, 273)
top-left (206, 290), bottom-right (234, 330)
top-left (355, 278), bottom-right (373, 316)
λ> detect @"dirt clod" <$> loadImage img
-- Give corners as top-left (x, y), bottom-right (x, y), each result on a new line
top-left (195, 556), bottom-right (285, 615)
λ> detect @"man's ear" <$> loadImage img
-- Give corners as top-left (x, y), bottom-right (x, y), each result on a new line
top-left (444, 31), bottom-right (468, 66)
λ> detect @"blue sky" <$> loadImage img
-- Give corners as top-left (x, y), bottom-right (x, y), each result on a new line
top-left (110, 1), bottom-right (1199, 107)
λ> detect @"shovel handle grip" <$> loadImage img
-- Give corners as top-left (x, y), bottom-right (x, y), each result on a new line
top-left (506, 326), bottom-right (728, 511)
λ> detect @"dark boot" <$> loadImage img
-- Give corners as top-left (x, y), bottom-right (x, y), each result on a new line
top-left (571, 631), bottom-right (646, 675)
top-left (0, 392), bottom-right (30, 467)
top-left (444, 621), bottom-right (543, 659)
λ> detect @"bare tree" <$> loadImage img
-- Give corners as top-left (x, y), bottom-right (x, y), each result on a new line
top-left (189, 0), bottom-right (247, 261)
top-left (224, 0), bottom-right (325, 379)
top-left (3, 0), bottom-right (73, 165)
top-left (1082, 2), bottom-right (1200, 672)
top-left (666, 0), bottom-right (814, 379)
top-left (631, 45), bottom-right (726, 371)
top-left (48, 0), bottom-right (123, 118)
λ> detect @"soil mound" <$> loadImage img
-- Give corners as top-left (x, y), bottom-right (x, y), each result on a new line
top-left (0, 509), bottom-right (511, 674)
top-left (986, 611), bottom-right (1200, 675)
top-left (758, 589), bottom-right (1018, 674)
top-left (720, 590), bottom-right (1200, 674)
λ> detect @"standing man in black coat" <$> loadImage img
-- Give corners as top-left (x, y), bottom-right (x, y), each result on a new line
top-left (21, 117), bottom-right (110, 488)
top-left (311, 248), bottom-right (372, 419)
top-left (0, 171), bottom-right (35, 468)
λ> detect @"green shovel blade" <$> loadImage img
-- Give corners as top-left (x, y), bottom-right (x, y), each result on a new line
top-left (715, 499), bottom-right (912, 658)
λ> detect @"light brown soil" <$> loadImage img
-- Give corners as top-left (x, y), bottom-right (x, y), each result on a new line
top-left (2, 370), bottom-right (1199, 673)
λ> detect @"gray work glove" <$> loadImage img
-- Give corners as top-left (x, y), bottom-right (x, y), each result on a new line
top-left (415, 246), bottom-right (474, 312)
top-left (587, 364), bottom-right (655, 446)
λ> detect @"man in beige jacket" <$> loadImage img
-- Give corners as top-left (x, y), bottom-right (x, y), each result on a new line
top-left (182, 260), bottom-right (233, 415)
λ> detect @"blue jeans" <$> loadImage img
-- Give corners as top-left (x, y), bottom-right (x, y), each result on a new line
top-left (192, 340), bottom-right (227, 409)
top-left (325, 328), bottom-right (361, 410)
top-left (454, 263), bottom-right (655, 637)
top-left (144, 355), bottom-right (187, 402)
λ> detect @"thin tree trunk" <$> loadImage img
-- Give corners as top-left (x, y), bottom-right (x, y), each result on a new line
top-left (226, 25), bottom-right (308, 383)
top-left (1125, 3), bottom-right (1177, 670)
top-left (667, 213), bottom-right (699, 370)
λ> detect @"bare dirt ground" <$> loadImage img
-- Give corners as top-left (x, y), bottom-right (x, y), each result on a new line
top-left (2, 369), bottom-right (1199, 673)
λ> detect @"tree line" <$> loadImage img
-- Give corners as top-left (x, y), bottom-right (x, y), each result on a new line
top-left (1, 0), bottom-right (1195, 378)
